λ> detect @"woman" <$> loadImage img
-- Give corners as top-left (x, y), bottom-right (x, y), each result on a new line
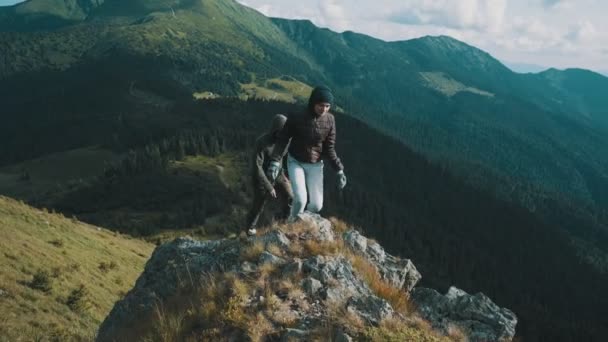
top-left (267, 86), bottom-right (347, 221)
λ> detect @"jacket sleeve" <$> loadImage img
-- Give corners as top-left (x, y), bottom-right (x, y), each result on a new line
top-left (254, 142), bottom-right (274, 193)
top-left (270, 114), bottom-right (292, 163)
top-left (323, 115), bottom-right (344, 171)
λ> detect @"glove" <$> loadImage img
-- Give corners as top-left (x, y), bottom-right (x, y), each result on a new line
top-left (267, 161), bottom-right (281, 181)
top-left (337, 170), bottom-right (347, 190)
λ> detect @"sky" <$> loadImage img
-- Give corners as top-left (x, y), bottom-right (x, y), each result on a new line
top-left (0, 0), bottom-right (20, 6)
top-left (1, 0), bottom-right (606, 74)
top-left (235, 0), bottom-right (608, 75)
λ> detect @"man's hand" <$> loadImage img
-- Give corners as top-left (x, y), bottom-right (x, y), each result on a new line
top-left (337, 170), bottom-right (347, 190)
top-left (267, 161), bottom-right (281, 181)
top-left (269, 189), bottom-right (277, 198)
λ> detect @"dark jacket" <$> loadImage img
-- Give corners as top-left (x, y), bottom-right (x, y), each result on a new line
top-left (271, 110), bottom-right (344, 171)
top-left (252, 133), bottom-right (289, 192)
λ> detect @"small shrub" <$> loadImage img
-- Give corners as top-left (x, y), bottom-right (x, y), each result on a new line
top-left (221, 295), bottom-right (248, 329)
top-left (66, 284), bottom-right (90, 312)
top-left (99, 261), bottom-right (118, 273)
top-left (29, 269), bottom-right (52, 293)
top-left (48, 323), bottom-right (73, 342)
top-left (67, 263), bottom-right (80, 272)
top-left (4, 252), bottom-right (17, 260)
top-left (51, 267), bottom-right (62, 278)
top-left (48, 239), bottom-right (64, 248)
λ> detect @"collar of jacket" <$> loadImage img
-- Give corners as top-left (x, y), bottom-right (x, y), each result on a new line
top-left (307, 108), bottom-right (326, 118)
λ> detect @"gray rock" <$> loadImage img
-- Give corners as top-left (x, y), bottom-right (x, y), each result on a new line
top-left (282, 258), bottom-right (303, 276)
top-left (346, 295), bottom-right (394, 325)
top-left (240, 261), bottom-right (256, 273)
top-left (343, 230), bottom-right (421, 292)
top-left (97, 237), bottom-right (240, 341)
top-left (301, 277), bottom-right (323, 297)
top-left (254, 230), bottom-right (291, 249)
top-left (366, 241), bottom-right (386, 263)
top-left (380, 255), bottom-right (421, 292)
top-left (303, 256), bottom-right (371, 302)
top-left (334, 329), bottom-right (354, 342)
top-left (258, 251), bottom-right (286, 266)
top-left (281, 328), bottom-right (308, 341)
top-left (411, 286), bottom-right (517, 342)
top-left (299, 212), bottom-right (335, 241)
top-left (344, 230), bottom-right (368, 253)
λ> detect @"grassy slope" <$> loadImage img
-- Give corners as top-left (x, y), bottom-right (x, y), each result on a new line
top-left (239, 76), bottom-right (313, 103)
top-left (0, 195), bottom-right (154, 340)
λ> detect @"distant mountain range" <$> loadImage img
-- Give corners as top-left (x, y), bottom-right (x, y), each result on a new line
top-left (506, 60), bottom-right (608, 79)
top-left (2, 1), bottom-right (607, 216)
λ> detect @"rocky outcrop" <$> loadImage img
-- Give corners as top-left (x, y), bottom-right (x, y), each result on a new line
top-left (411, 287), bottom-right (518, 342)
top-left (97, 212), bottom-right (517, 341)
top-left (343, 229), bottom-right (421, 292)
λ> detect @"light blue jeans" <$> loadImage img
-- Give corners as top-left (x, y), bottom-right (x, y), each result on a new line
top-left (287, 154), bottom-right (324, 219)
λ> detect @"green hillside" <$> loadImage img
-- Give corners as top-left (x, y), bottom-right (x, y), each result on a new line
top-left (0, 195), bottom-right (154, 340)
top-left (0, 146), bottom-right (121, 204)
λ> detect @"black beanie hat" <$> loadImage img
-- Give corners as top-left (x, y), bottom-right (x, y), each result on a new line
top-left (308, 86), bottom-right (334, 110)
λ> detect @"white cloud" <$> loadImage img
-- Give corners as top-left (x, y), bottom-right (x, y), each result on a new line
top-left (387, 0), bottom-right (507, 33)
top-left (0, 0), bottom-right (23, 5)
top-left (542, 0), bottom-right (562, 7)
top-left (566, 21), bottom-right (597, 43)
top-left (317, 0), bottom-right (350, 32)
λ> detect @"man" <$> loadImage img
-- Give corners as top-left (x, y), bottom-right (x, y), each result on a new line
top-left (245, 114), bottom-right (293, 236)
top-left (267, 86), bottom-right (347, 222)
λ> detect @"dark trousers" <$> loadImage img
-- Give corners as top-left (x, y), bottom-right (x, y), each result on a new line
top-left (246, 174), bottom-right (293, 230)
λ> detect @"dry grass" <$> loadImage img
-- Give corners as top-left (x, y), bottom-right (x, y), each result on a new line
top-left (302, 239), bottom-right (344, 257)
top-left (348, 253), bottom-right (411, 314)
top-left (328, 216), bottom-right (351, 234)
top-left (266, 243), bottom-right (283, 257)
top-left (327, 300), bottom-right (366, 332)
top-left (246, 312), bottom-right (274, 342)
top-left (241, 241), bottom-right (265, 261)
